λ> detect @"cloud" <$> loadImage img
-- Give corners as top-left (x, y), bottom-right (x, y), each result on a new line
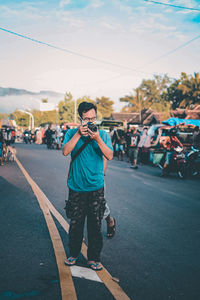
top-left (59, 0), bottom-right (71, 8)
top-left (89, 0), bottom-right (104, 9)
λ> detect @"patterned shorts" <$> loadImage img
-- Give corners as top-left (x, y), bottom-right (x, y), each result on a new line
top-left (65, 187), bottom-right (106, 221)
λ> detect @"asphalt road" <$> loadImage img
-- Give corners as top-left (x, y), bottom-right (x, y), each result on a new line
top-left (0, 142), bottom-right (200, 300)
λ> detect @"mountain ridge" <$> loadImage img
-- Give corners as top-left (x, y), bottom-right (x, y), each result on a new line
top-left (0, 87), bottom-right (64, 97)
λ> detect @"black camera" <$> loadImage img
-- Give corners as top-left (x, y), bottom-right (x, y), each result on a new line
top-left (87, 122), bottom-right (97, 132)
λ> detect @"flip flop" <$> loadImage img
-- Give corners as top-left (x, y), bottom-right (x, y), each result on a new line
top-left (64, 257), bottom-right (77, 266)
top-left (87, 261), bottom-right (103, 271)
top-left (107, 217), bottom-right (116, 238)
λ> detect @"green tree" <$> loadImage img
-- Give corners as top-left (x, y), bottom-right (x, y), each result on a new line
top-left (120, 74), bottom-right (171, 113)
top-left (14, 111), bottom-right (29, 127)
top-left (163, 72), bottom-right (200, 109)
top-left (96, 96), bottom-right (114, 118)
top-left (58, 93), bottom-right (96, 123)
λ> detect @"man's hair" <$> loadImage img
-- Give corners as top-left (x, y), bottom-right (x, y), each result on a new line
top-left (78, 102), bottom-right (97, 118)
top-left (194, 126), bottom-right (199, 132)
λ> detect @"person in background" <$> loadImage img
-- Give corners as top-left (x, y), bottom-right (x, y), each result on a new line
top-left (161, 127), bottom-right (183, 176)
top-left (0, 132), bottom-right (4, 166)
top-left (137, 127), bottom-right (150, 164)
top-left (193, 126), bottom-right (200, 150)
top-left (127, 127), bottom-right (140, 169)
top-left (103, 156), bottom-right (116, 238)
top-left (112, 125), bottom-right (126, 161)
top-left (45, 126), bottom-right (53, 149)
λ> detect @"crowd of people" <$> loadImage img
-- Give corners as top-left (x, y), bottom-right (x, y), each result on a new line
top-left (0, 127), bottom-right (16, 166)
top-left (108, 124), bottom-right (200, 173)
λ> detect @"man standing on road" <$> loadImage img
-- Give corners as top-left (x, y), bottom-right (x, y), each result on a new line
top-left (127, 127), bottom-right (140, 169)
top-left (45, 126), bottom-right (53, 149)
top-left (62, 102), bottom-right (113, 271)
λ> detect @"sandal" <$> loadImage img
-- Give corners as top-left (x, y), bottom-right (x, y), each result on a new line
top-left (64, 257), bottom-right (77, 266)
top-left (107, 218), bottom-right (116, 238)
top-left (87, 261), bottom-right (103, 271)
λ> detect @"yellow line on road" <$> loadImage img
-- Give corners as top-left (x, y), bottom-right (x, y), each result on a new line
top-left (15, 155), bottom-right (131, 300)
top-left (15, 156), bottom-right (77, 300)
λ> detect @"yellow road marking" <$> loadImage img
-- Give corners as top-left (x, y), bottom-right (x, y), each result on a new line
top-left (15, 156), bottom-right (77, 300)
top-left (15, 155), bottom-right (131, 300)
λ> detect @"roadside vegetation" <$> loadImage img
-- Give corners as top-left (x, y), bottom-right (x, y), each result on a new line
top-left (2, 72), bottom-right (199, 128)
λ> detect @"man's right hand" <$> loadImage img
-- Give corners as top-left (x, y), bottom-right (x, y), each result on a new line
top-left (78, 125), bottom-right (88, 137)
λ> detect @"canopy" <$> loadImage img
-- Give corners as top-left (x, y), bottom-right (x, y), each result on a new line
top-left (162, 117), bottom-right (200, 127)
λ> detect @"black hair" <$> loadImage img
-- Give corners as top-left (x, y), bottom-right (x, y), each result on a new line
top-left (78, 102), bottom-right (97, 118)
top-left (194, 126), bottom-right (199, 132)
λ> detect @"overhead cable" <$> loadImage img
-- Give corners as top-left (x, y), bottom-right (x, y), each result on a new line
top-left (144, 0), bottom-right (200, 12)
top-left (0, 26), bottom-right (152, 76)
top-left (139, 34), bottom-right (200, 69)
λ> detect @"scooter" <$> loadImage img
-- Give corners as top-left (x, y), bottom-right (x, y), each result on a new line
top-left (158, 147), bottom-right (187, 179)
top-left (185, 147), bottom-right (200, 177)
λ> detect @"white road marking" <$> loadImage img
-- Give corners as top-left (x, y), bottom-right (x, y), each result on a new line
top-left (70, 266), bottom-right (102, 283)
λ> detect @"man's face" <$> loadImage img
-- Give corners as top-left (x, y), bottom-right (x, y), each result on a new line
top-left (80, 108), bottom-right (97, 125)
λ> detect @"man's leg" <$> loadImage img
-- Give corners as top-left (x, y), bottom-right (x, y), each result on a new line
top-left (87, 188), bottom-right (105, 263)
top-left (65, 190), bottom-right (86, 263)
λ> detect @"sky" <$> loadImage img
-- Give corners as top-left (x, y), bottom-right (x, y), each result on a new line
top-left (0, 0), bottom-right (200, 111)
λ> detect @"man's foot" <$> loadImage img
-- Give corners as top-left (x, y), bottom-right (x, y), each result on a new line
top-left (87, 261), bottom-right (103, 271)
top-left (130, 165), bottom-right (138, 169)
top-left (64, 257), bottom-right (77, 266)
top-left (107, 217), bottom-right (116, 238)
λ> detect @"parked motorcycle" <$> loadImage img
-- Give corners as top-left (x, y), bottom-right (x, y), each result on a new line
top-left (158, 147), bottom-right (187, 179)
top-left (185, 147), bottom-right (200, 177)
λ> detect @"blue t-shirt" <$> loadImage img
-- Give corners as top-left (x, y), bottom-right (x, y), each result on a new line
top-left (62, 128), bottom-right (113, 192)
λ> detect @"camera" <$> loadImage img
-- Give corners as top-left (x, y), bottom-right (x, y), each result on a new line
top-left (87, 122), bottom-right (97, 132)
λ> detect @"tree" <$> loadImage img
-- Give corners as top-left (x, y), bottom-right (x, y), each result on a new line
top-left (178, 72), bottom-right (200, 108)
top-left (96, 96), bottom-right (114, 118)
top-left (14, 111), bottom-right (29, 127)
top-left (163, 72), bottom-right (200, 109)
top-left (120, 74), bottom-right (171, 112)
top-left (58, 93), bottom-right (96, 123)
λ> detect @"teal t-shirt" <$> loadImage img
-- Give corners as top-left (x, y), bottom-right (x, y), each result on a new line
top-left (62, 128), bottom-right (113, 192)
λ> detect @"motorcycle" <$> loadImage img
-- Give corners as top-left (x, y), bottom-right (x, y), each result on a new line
top-left (23, 131), bottom-right (31, 144)
top-left (158, 147), bottom-right (187, 179)
top-left (185, 147), bottom-right (200, 177)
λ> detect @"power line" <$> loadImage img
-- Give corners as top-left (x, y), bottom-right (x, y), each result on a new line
top-left (0, 26), bottom-right (198, 84)
top-left (139, 34), bottom-right (200, 69)
top-left (144, 0), bottom-right (200, 12)
top-left (0, 26), bottom-right (152, 76)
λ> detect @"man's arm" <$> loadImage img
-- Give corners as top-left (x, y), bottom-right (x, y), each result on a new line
top-left (62, 125), bottom-right (88, 156)
top-left (88, 128), bottom-right (113, 161)
top-left (103, 156), bottom-right (108, 175)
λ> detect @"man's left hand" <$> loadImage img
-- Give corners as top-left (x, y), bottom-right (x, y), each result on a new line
top-left (87, 128), bottom-right (100, 141)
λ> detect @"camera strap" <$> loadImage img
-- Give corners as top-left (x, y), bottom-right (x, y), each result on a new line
top-left (68, 137), bottom-right (91, 178)
top-left (71, 137), bottom-right (91, 162)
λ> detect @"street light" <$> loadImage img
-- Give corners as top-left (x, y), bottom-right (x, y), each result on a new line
top-left (18, 109), bottom-right (34, 130)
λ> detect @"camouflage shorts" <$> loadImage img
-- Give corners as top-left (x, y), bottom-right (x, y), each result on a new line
top-left (65, 187), bottom-right (106, 221)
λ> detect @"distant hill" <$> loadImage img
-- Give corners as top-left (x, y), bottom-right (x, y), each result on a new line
top-left (0, 87), bottom-right (64, 98)
top-left (0, 87), bottom-right (65, 113)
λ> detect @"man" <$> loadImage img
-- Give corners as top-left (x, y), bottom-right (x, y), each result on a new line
top-left (161, 127), bottom-right (183, 176)
top-left (62, 102), bottom-right (113, 271)
top-left (45, 126), bottom-right (53, 149)
top-left (193, 126), bottom-right (200, 150)
top-left (112, 125), bottom-right (125, 160)
top-left (127, 127), bottom-right (140, 169)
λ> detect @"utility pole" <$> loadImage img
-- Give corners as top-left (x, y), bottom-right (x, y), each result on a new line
top-left (138, 89), bottom-right (142, 125)
top-left (74, 99), bottom-right (77, 123)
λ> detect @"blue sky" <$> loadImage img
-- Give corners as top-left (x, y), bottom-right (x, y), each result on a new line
top-left (0, 0), bottom-right (200, 110)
